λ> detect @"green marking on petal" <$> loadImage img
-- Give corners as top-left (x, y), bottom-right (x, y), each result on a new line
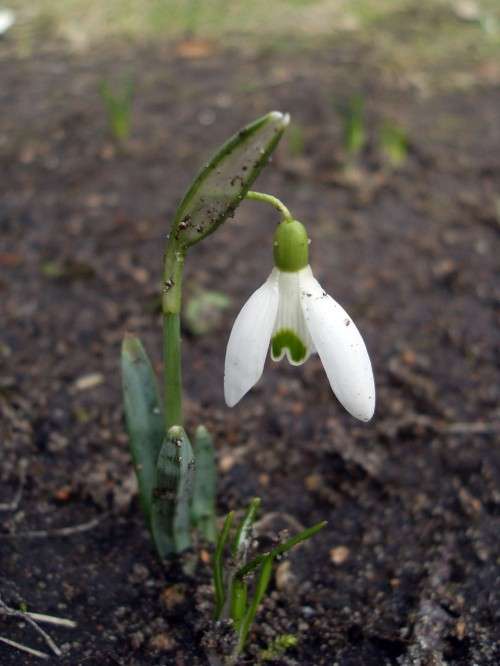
top-left (271, 329), bottom-right (307, 363)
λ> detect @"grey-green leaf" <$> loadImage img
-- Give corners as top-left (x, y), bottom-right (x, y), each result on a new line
top-left (170, 111), bottom-right (289, 249)
top-left (151, 425), bottom-right (195, 558)
top-left (191, 425), bottom-right (217, 542)
top-left (121, 334), bottom-right (164, 526)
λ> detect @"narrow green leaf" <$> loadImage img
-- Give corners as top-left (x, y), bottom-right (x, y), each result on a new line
top-left (230, 577), bottom-right (248, 631)
top-left (232, 497), bottom-right (260, 562)
top-left (191, 425), bottom-right (217, 542)
top-left (379, 121), bottom-right (408, 168)
top-left (150, 425), bottom-right (195, 558)
top-left (235, 520), bottom-right (327, 580)
top-left (213, 511), bottom-right (234, 620)
top-left (99, 77), bottom-right (134, 143)
top-left (343, 94), bottom-right (366, 156)
top-left (236, 555), bottom-right (274, 654)
top-left (121, 334), bottom-right (163, 526)
top-left (170, 111), bottom-right (289, 249)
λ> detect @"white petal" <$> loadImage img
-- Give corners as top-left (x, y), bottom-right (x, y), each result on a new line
top-left (224, 271), bottom-right (279, 407)
top-left (271, 270), bottom-right (315, 366)
top-left (300, 269), bottom-right (375, 421)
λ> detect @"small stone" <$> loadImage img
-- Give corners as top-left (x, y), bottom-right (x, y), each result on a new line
top-left (74, 373), bottom-right (104, 391)
top-left (305, 474), bottom-right (322, 491)
top-left (130, 630), bottom-right (145, 650)
top-left (259, 473), bottom-right (270, 487)
top-left (53, 487), bottom-right (71, 503)
top-left (148, 633), bottom-right (176, 652)
top-left (131, 267), bottom-right (150, 284)
top-left (275, 560), bottom-right (296, 592)
top-left (129, 563), bottom-right (149, 584)
top-left (330, 546), bottom-right (350, 565)
top-left (48, 432), bottom-right (69, 452)
top-left (401, 349), bottom-right (416, 366)
top-left (456, 618), bottom-right (466, 640)
top-left (160, 585), bottom-right (186, 611)
top-left (219, 453), bottom-right (236, 473)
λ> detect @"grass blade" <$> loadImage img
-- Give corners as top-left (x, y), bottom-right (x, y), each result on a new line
top-left (213, 511), bottom-right (234, 619)
top-left (230, 577), bottom-right (248, 631)
top-left (235, 520), bottom-right (327, 580)
top-left (236, 554), bottom-right (274, 654)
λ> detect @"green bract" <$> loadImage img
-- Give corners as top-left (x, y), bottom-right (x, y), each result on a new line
top-left (170, 111), bottom-right (289, 249)
top-left (163, 111), bottom-right (289, 316)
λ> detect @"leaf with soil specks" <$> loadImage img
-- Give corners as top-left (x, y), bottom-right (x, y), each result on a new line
top-left (151, 425), bottom-right (195, 557)
top-left (121, 334), bottom-right (164, 527)
top-left (170, 111), bottom-right (289, 248)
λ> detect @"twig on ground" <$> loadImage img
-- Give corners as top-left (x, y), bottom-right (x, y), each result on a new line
top-left (0, 512), bottom-right (109, 539)
top-left (0, 596), bottom-right (63, 657)
top-left (0, 636), bottom-right (49, 660)
top-left (377, 414), bottom-right (500, 439)
top-left (0, 460), bottom-right (27, 512)
top-left (26, 611), bottom-right (77, 628)
top-left (444, 421), bottom-right (500, 435)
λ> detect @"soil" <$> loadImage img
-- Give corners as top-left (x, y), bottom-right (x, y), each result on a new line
top-left (1, 39), bottom-right (499, 665)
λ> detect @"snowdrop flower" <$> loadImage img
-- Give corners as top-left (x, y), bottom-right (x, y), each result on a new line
top-left (224, 218), bottom-right (375, 421)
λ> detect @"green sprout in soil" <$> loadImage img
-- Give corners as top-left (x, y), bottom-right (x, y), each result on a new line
top-left (209, 497), bottom-right (325, 663)
top-left (341, 93), bottom-right (366, 159)
top-left (259, 633), bottom-right (298, 662)
top-left (99, 75), bottom-right (135, 144)
top-left (379, 120), bottom-right (409, 168)
top-left (120, 110), bottom-right (376, 659)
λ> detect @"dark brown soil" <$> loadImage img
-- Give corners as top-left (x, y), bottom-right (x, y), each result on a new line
top-left (1, 40), bottom-right (499, 665)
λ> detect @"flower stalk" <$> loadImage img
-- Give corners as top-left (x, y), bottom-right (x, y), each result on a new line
top-left (245, 190), bottom-right (293, 222)
top-left (162, 242), bottom-right (185, 429)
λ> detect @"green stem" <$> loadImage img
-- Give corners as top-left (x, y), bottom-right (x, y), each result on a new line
top-left (162, 240), bottom-right (186, 429)
top-left (163, 314), bottom-right (183, 428)
top-left (245, 191), bottom-right (292, 222)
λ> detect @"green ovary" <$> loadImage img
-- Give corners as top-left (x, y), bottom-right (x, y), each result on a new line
top-left (271, 329), bottom-right (307, 363)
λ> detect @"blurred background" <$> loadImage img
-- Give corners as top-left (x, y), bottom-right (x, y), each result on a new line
top-left (1, 1), bottom-right (500, 665)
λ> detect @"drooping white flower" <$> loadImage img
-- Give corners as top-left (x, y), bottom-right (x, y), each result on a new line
top-left (224, 219), bottom-right (375, 421)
